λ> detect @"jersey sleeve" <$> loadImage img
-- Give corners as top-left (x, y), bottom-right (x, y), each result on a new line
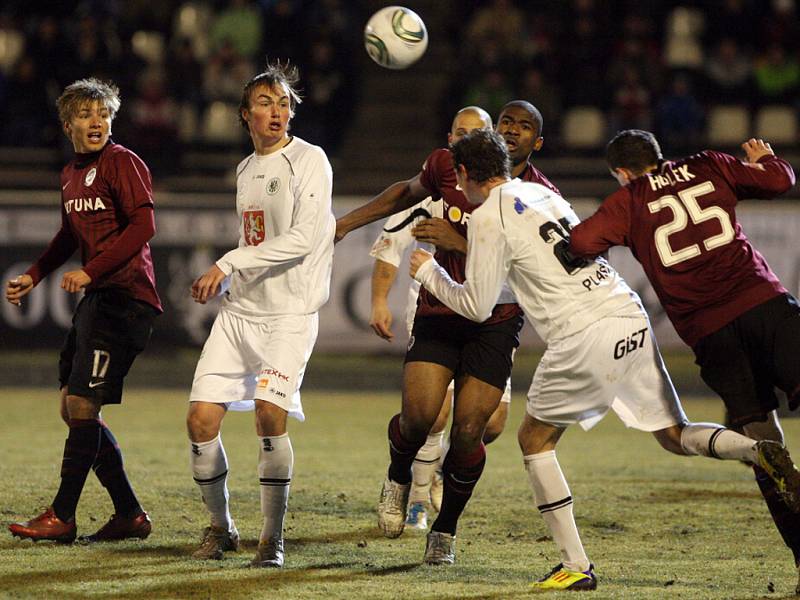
top-left (216, 148), bottom-right (333, 274)
top-left (568, 188), bottom-right (632, 257)
top-left (414, 206), bottom-right (509, 322)
top-left (706, 150), bottom-right (796, 200)
top-left (418, 149), bottom-right (446, 200)
top-left (369, 197), bottom-right (433, 266)
top-left (83, 150), bottom-right (156, 281)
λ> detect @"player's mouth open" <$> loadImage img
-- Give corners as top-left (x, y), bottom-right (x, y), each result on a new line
top-left (269, 122), bottom-right (282, 131)
top-left (88, 132), bottom-right (103, 142)
top-left (504, 138), bottom-right (517, 149)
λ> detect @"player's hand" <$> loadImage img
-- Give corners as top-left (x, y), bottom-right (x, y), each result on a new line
top-left (191, 265), bottom-right (226, 304)
top-left (61, 270), bottom-right (91, 294)
top-left (5, 274), bottom-right (34, 306)
top-left (370, 301), bottom-right (394, 341)
top-left (742, 138), bottom-right (775, 164)
top-left (411, 218), bottom-right (467, 253)
top-left (409, 249), bottom-right (434, 279)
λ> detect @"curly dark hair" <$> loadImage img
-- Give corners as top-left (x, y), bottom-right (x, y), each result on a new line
top-left (451, 129), bottom-right (511, 183)
top-left (238, 60), bottom-right (303, 130)
top-left (606, 129), bottom-right (663, 175)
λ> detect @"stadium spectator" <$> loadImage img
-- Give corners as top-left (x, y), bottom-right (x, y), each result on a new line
top-left (410, 128), bottom-right (800, 591)
top-left (655, 73), bottom-right (704, 152)
top-left (203, 38), bottom-right (253, 103)
top-left (186, 62), bottom-right (335, 569)
top-left (569, 129), bottom-right (800, 593)
top-left (753, 43), bottom-right (800, 105)
top-left (6, 77), bottom-right (161, 545)
top-left (703, 37), bottom-right (754, 105)
top-left (209, 0), bottom-right (263, 60)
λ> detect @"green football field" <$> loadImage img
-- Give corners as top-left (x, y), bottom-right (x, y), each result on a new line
top-left (1, 388), bottom-right (798, 599)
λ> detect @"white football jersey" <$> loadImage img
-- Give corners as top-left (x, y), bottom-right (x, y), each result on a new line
top-left (215, 137), bottom-right (335, 317)
top-left (415, 179), bottom-right (640, 343)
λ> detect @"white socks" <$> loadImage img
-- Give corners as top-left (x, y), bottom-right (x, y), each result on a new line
top-left (258, 433), bottom-right (293, 543)
top-left (680, 423), bottom-right (758, 462)
top-left (410, 431), bottom-right (444, 504)
top-left (190, 434), bottom-right (233, 532)
top-left (524, 450), bottom-right (590, 573)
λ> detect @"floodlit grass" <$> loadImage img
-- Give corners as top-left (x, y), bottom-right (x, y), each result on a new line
top-left (1, 388), bottom-right (799, 599)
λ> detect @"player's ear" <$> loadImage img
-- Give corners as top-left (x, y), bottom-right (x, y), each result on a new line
top-left (533, 136), bottom-right (544, 151)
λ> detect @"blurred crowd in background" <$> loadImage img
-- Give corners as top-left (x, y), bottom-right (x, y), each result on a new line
top-left (0, 0), bottom-right (798, 174)
top-left (445, 0), bottom-right (800, 155)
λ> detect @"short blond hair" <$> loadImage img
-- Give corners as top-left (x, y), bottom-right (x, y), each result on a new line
top-left (56, 78), bottom-right (121, 124)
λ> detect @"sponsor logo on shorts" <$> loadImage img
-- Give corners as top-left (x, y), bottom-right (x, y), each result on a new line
top-left (262, 438), bottom-right (273, 452)
top-left (257, 377), bottom-right (269, 389)
top-left (85, 167), bottom-right (97, 186)
top-left (269, 387), bottom-right (287, 399)
top-left (260, 368), bottom-right (289, 382)
top-left (88, 379), bottom-right (106, 389)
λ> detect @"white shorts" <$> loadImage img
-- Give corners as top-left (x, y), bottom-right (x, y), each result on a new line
top-left (527, 313), bottom-right (685, 432)
top-left (189, 309), bottom-right (318, 421)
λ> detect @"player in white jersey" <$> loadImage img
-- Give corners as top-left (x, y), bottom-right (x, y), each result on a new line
top-left (410, 129), bottom-right (800, 590)
top-left (186, 62), bottom-right (335, 568)
top-left (370, 196), bottom-right (514, 530)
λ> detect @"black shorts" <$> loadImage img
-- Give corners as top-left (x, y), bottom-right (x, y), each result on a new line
top-left (693, 293), bottom-right (800, 428)
top-left (59, 289), bottom-right (157, 405)
top-left (405, 314), bottom-right (523, 390)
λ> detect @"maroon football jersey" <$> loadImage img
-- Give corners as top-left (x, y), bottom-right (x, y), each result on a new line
top-left (569, 151), bottom-right (794, 347)
top-left (27, 141), bottom-right (162, 312)
top-left (417, 147), bottom-right (559, 322)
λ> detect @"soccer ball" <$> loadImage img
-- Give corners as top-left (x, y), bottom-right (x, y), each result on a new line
top-left (364, 6), bottom-right (428, 70)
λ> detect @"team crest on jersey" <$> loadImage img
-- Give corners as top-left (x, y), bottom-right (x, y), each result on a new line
top-left (266, 177), bottom-right (281, 195)
top-left (514, 198), bottom-right (526, 214)
top-left (244, 210), bottom-right (266, 246)
top-left (84, 167), bottom-right (97, 186)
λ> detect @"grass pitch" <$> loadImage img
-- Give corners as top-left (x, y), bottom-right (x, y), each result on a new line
top-left (1, 388), bottom-right (798, 599)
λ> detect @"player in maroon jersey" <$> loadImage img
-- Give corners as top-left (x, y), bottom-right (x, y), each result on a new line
top-left (569, 129), bottom-right (800, 590)
top-left (5, 78), bottom-right (161, 544)
top-left (336, 101), bottom-right (559, 564)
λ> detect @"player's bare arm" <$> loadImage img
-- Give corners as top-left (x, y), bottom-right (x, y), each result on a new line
top-left (409, 249), bottom-right (434, 279)
top-left (5, 274), bottom-right (34, 306)
top-left (411, 218), bottom-right (467, 254)
top-left (742, 138), bottom-right (775, 164)
top-left (370, 259), bottom-right (398, 341)
top-left (191, 264), bottom-right (227, 304)
top-left (61, 270), bottom-right (91, 294)
top-left (335, 174), bottom-right (429, 242)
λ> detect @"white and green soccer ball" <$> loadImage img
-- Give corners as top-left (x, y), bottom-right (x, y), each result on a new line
top-left (364, 6), bottom-right (428, 70)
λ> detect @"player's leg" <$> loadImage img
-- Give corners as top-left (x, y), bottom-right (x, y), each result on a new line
top-left (519, 414), bottom-right (596, 591)
top-left (187, 401), bottom-right (237, 559)
top-left (186, 311), bottom-right (248, 560)
top-left (483, 379), bottom-right (510, 444)
top-left (380, 360), bottom-right (453, 538)
top-left (252, 399), bottom-right (290, 568)
top-left (407, 390), bottom-right (450, 529)
top-left (250, 313), bottom-right (318, 568)
top-left (80, 294), bottom-right (156, 542)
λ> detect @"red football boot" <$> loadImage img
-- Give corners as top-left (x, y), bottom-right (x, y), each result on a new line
top-left (79, 511), bottom-right (152, 543)
top-left (8, 507), bottom-right (77, 543)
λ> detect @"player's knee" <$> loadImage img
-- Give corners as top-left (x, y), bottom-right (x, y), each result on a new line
top-left (450, 420), bottom-right (484, 450)
top-left (652, 425), bottom-right (686, 455)
top-left (483, 406), bottom-right (508, 445)
top-left (186, 404), bottom-right (223, 441)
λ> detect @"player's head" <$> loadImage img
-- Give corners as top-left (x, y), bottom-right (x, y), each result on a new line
top-left (448, 106), bottom-right (492, 146)
top-left (606, 129), bottom-right (662, 186)
top-left (57, 78), bottom-right (120, 154)
top-left (239, 60), bottom-right (302, 139)
top-left (451, 129), bottom-right (511, 186)
top-left (496, 100), bottom-right (544, 165)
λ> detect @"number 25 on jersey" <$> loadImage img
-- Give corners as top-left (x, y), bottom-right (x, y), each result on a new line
top-left (647, 181), bottom-right (735, 267)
